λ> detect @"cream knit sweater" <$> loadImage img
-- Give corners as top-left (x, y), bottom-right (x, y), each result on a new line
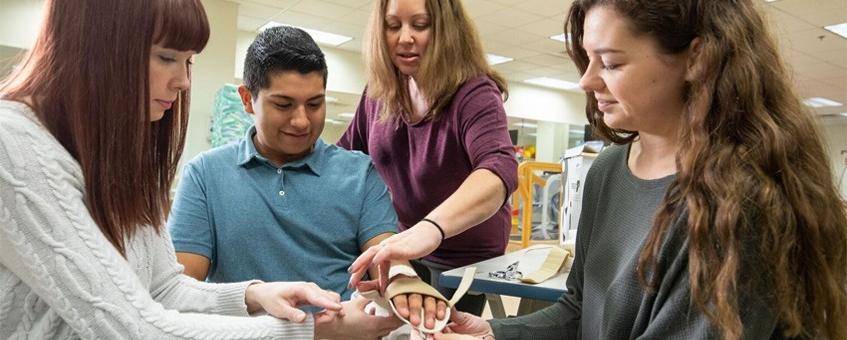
top-left (0, 100), bottom-right (313, 339)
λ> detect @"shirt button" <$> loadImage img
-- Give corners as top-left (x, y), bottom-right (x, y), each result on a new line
top-left (278, 190), bottom-right (285, 196)
top-left (277, 169), bottom-right (282, 174)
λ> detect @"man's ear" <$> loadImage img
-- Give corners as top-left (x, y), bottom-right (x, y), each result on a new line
top-left (237, 84), bottom-right (255, 114)
top-left (684, 37), bottom-right (704, 82)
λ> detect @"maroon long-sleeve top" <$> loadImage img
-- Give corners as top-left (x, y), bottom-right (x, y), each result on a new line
top-left (338, 76), bottom-right (518, 267)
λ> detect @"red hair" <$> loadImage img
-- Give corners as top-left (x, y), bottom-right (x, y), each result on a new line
top-left (0, 0), bottom-right (210, 255)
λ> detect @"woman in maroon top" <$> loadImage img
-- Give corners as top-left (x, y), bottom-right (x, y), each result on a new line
top-left (340, 0), bottom-right (518, 321)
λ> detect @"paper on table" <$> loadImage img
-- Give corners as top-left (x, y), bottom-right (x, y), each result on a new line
top-left (520, 247), bottom-right (570, 284)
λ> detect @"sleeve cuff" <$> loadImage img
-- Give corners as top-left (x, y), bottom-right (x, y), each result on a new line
top-left (214, 279), bottom-right (262, 316)
top-left (489, 319), bottom-right (522, 340)
top-left (171, 241), bottom-right (213, 260)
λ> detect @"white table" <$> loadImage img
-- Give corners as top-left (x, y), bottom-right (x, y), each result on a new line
top-left (439, 245), bottom-right (569, 318)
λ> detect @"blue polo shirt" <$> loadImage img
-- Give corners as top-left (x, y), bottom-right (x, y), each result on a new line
top-left (168, 126), bottom-right (398, 299)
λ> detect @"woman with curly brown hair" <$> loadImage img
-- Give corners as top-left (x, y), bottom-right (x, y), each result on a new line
top-left (433, 0), bottom-right (847, 339)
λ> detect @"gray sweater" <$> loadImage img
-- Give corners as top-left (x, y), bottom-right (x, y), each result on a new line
top-left (0, 100), bottom-right (315, 339)
top-left (490, 144), bottom-right (780, 339)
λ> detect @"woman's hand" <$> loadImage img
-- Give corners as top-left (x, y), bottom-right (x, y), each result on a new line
top-left (245, 281), bottom-right (342, 322)
top-left (433, 309), bottom-right (493, 339)
top-left (314, 295), bottom-right (404, 340)
top-left (347, 222), bottom-right (443, 292)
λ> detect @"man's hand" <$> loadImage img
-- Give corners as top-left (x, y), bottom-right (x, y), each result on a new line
top-left (357, 276), bottom-right (448, 330)
top-left (245, 282), bottom-right (342, 322)
top-left (314, 295), bottom-right (404, 339)
top-left (390, 288), bottom-right (447, 329)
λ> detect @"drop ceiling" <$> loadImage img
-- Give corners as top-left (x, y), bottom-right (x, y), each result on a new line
top-left (231, 0), bottom-right (846, 123)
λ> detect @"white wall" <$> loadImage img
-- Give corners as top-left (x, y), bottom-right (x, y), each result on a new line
top-left (535, 122), bottom-right (570, 163)
top-left (505, 83), bottom-right (587, 125)
top-left (0, 0), bottom-right (43, 50)
top-left (820, 122), bottom-right (847, 199)
top-left (183, 0), bottom-right (239, 163)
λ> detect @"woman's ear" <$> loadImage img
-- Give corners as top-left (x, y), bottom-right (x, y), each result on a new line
top-left (684, 37), bottom-right (704, 82)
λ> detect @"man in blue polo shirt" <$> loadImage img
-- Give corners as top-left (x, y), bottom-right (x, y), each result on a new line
top-left (166, 27), bottom-right (401, 335)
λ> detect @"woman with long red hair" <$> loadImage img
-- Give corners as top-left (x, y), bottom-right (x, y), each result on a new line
top-left (0, 1), bottom-right (358, 338)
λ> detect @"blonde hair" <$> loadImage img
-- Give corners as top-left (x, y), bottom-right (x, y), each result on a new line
top-left (364, 0), bottom-right (508, 122)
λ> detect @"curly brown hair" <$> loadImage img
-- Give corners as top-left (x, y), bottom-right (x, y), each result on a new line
top-left (566, 0), bottom-right (847, 339)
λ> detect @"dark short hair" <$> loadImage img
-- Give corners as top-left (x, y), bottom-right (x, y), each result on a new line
top-left (243, 26), bottom-right (328, 96)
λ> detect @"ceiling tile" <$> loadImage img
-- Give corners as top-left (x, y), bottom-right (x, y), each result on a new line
top-left (793, 62), bottom-right (845, 80)
top-left (784, 28), bottom-right (847, 54)
top-left (231, 0), bottom-right (299, 10)
top-left (518, 18), bottom-right (565, 38)
top-left (335, 9), bottom-right (373, 27)
top-left (337, 38), bottom-right (363, 52)
top-left (321, 21), bottom-right (367, 40)
top-left (522, 38), bottom-right (568, 56)
top-left (513, 0), bottom-right (571, 17)
top-left (484, 27), bottom-right (544, 46)
top-left (500, 71), bottom-right (535, 83)
top-left (793, 5), bottom-right (847, 27)
top-left (493, 60), bottom-right (543, 73)
top-left (461, 0), bottom-right (509, 19)
top-left (819, 75), bottom-right (847, 88)
top-left (783, 50), bottom-right (821, 67)
top-left (524, 66), bottom-right (562, 78)
top-left (290, 1), bottom-right (358, 20)
top-left (483, 41), bottom-right (541, 60)
top-left (814, 49), bottom-right (847, 65)
top-left (238, 3), bottom-right (284, 19)
top-left (521, 53), bottom-right (569, 68)
top-left (764, 7), bottom-right (818, 34)
top-left (323, 0), bottom-right (374, 9)
top-left (477, 8), bottom-right (545, 29)
top-left (237, 16), bottom-right (267, 32)
top-left (271, 10), bottom-right (333, 29)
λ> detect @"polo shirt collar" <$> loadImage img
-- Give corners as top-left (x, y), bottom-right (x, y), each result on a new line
top-left (236, 125), bottom-right (325, 176)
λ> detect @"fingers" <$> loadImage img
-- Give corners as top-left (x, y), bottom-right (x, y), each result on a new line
top-left (348, 245), bottom-right (380, 288)
top-left (378, 260), bottom-right (390, 294)
top-left (275, 303), bottom-right (308, 323)
top-left (392, 294), bottom-right (410, 319)
top-left (436, 300), bottom-right (447, 321)
top-left (356, 279), bottom-right (380, 293)
top-left (302, 284), bottom-right (342, 312)
top-left (408, 293), bottom-right (423, 327)
top-left (313, 311), bottom-right (336, 325)
top-left (391, 294), bottom-right (409, 319)
top-left (351, 294), bottom-right (371, 308)
top-left (448, 307), bottom-right (463, 323)
top-left (424, 295), bottom-right (437, 329)
top-left (378, 312), bottom-right (405, 330)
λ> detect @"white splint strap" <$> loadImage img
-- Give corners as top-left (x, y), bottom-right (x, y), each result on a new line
top-left (359, 267), bottom-right (477, 334)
